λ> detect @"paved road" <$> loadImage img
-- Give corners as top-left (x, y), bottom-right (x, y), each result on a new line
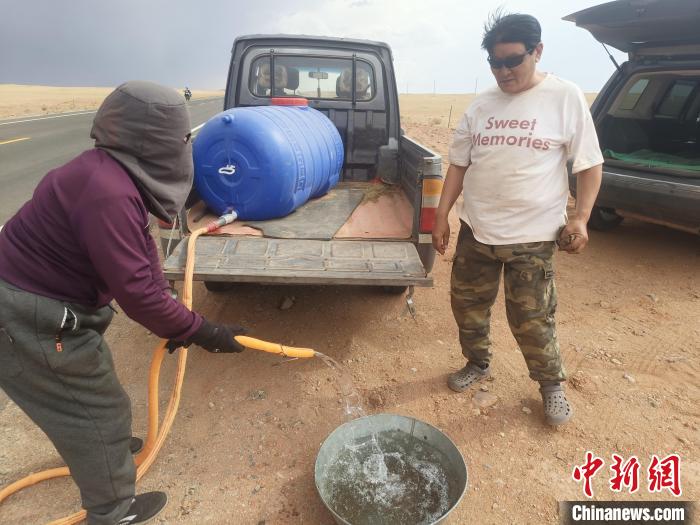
top-left (0, 97), bottom-right (224, 224)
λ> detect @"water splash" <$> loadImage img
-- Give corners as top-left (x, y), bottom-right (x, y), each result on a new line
top-left (323, 430), bottom-right (455, 524)
top-left (315, 353), bottom-right (455, 522)
top-left (315, 352), bottom-right (366, 420)
top-left (315, 351), bottom-right (384, 455)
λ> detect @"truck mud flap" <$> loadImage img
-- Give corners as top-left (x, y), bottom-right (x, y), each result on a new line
top-left (163, 237), bottom-right (432, 287)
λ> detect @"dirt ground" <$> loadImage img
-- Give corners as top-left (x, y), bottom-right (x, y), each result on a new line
top-left (1, 94), bottom-right (698, 524)
top-left (0, 85), bottom-right (224, 119)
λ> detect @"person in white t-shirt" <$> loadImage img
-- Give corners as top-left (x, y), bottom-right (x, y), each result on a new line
top-left (432, 11), bottom-right (603, 426)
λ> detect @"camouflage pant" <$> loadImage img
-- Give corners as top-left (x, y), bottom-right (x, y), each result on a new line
top-left (450, 222), bottom-right (565, 382)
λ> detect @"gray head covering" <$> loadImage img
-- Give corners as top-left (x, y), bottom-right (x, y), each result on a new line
top-left (91, 81), bottom-right (193, 222)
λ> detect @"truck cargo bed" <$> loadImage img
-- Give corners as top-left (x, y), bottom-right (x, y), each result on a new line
top-left (186, 182), bottom-right (414, 240)
top-left (164, 181), bottom-right (428, 286)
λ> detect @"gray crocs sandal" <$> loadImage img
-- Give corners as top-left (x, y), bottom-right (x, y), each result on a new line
top-left (447, 363), bottom-right (491, 392)
top-left (540, 384), bottom-right (573, 425)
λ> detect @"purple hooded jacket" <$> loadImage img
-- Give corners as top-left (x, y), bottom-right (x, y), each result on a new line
top-left (0, 82), bottom-right (202, 340)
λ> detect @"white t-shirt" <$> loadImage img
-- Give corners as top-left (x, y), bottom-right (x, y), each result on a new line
top-left (448, 74), bottom-right (603, 245)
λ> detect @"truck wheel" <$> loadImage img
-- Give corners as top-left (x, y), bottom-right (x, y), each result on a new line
top-left (588, 206), bottom-right (623, 231)
top-left (204, 281), bottom-right (235, 292)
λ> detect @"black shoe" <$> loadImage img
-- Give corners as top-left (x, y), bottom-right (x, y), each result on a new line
top-left (117, 492), bottom-right (167, 525)
top-left (129, 437), bottom-right (144, 455)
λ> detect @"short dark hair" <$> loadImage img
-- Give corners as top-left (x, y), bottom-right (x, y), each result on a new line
top-left (481, 10), bottom-right (541, 54)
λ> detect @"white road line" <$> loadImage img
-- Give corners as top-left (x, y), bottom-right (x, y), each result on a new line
top-left (0, 110), bottom-right (97, 127)
top-left (0, 137), bottom-right (30, 146)
top-left (2, 112), bottom-right (208, 134)
top-left (0, 97), bottom-right (222, 127)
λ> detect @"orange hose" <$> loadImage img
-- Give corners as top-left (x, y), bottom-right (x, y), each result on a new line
top-left (1, 222), bottom-right (315, 524)
top-left (236, 336), bottom-right (315, 359)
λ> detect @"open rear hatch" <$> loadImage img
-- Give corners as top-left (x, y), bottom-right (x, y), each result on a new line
top-left (162, 237), bottom-right (430, 286)
top-left (564, 0), bottom-right (700, 56)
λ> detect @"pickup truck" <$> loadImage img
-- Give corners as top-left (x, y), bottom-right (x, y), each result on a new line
top-left (162, 35), bottom-right (443, 301)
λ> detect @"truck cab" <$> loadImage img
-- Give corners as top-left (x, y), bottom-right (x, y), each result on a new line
top-left (226, 35), bottom-right (401, 184)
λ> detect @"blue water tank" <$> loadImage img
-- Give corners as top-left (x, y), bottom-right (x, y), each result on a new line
top-left (193, 100), bottom-right (344, 220)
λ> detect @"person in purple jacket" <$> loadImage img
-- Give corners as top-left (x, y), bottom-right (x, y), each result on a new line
top-left (0, 81), bottom-right (244, 525)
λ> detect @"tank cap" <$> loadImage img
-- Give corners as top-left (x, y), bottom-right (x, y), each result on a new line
top-left (271, 97), bottom-right (308, 107)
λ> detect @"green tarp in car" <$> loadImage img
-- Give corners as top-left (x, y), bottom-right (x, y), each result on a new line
top-left (604, 149), bottom-right (700, 172)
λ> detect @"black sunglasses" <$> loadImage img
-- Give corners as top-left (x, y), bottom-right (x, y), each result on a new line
top-left (487, 48), bottom-right (535, 70)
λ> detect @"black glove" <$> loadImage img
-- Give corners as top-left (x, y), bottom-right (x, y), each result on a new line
top-left (166, 319), bottom-right (246, 354)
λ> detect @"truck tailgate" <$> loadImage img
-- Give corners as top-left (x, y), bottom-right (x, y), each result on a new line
top-left (162, 237), bottom-right (432, 286)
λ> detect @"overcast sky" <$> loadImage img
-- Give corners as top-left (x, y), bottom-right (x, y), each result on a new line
top-left (1, 0), bottom-right (626, 93)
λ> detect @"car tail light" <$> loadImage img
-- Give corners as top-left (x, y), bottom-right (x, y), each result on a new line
top-left (419, 178), bottom-right (443, 233)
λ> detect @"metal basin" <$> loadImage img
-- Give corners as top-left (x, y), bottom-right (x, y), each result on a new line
top-left (315, 414), bottom-right (468, 525)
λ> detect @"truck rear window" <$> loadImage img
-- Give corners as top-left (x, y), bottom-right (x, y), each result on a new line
top-left (655, 80), bottom-right (697, 118)
top-left (619, 78), bottom-right (649, 110)
top-left (249, 55), bottom-right (375, 101)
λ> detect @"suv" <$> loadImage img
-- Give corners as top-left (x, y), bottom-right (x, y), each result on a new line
top-left (565, 0), bottom-right (700, 234)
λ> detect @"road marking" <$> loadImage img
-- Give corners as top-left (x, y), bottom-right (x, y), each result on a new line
top-left (0, 137), bottom-right (30, 146)
top-left (0, 110), bottom-right (97, 127)
top-left (0, 97), bottom-right (222, 127)
top-left (1, 113), bottom-right (209, 138)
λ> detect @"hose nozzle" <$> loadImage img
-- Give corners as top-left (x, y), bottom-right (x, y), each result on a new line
top-left (207, 211), bottom-right (239, 232)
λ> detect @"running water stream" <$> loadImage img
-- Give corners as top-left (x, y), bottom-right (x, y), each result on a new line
top-left (315, 352), bottom-right (366, 420)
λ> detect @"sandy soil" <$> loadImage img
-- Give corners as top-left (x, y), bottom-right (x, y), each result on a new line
top-left (0, 85), bottom-right (224, 119)
top-left (1, 94), bottom-right (698, 525)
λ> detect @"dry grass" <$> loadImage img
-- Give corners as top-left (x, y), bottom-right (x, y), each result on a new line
top-left (0, 84), bottom-right (225, 119)
top-left (0, 85), bottom-right (597, 121)
top-left (399, 94), bottom-right (476, 128)
top-left (399, 92), bottom-right (598, 128)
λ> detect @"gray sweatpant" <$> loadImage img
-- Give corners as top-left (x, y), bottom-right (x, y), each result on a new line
top-left (0, 279), bottom-right (135, 524)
